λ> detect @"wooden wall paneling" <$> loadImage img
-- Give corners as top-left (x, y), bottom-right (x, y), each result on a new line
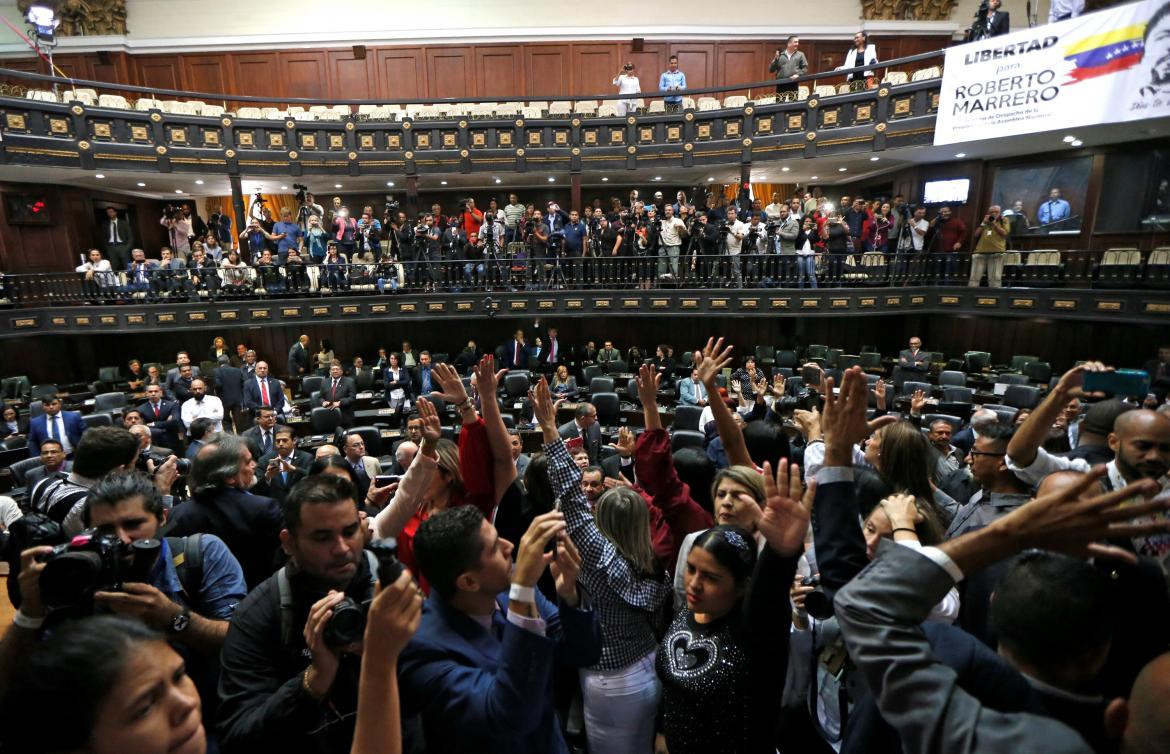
top-left (134, 55), bottom-right (185, 94)
top-left (524, 45), bottom-right (568, 99)
top-left (229, 52), bottom-right (282, 104)
top-left (669, 43), bottom-right (715, 92)
top-left (716, 42), bottom-right (766, 98)
top-left (375, 48), bottom-right (426, 100)
top-left (278, 51), bottom-right (328, 101)
top-left (183, 55), bottom-right (233, 105)
top-left (474, 45), bottom-right (522, 101)
top-left (620, 42), bottom-right (667, 95)
top-left (425, 47), bottom-right (474, 99)
top-left (569, 44), bottom-right (618, 99)
top-left (326, 50), bottom-right (374, 100)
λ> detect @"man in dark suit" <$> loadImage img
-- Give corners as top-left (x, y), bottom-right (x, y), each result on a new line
top-left (241, 406), bottom-right (280, 463)
top-left (502, 329), bottom-right (531, 371)
top-left (399, 506), bottom-right (602, 754)
top-left (214, 355), bottom-right (247, 433)
top-left (410, 352), bottom-right (437, 399)
top-left (257, 426), bottom-right (311, 503)
top-left (168, 433), bottom-right (282, 589)
top-left (101, 206), bottom-right (134, 273)
top-left (164, 351), bottom-right (201, 395)
top-left (243, 361), bottom-right (288, 416)
top-left (897, 336), bottom-right (929, 372)
top-left (557, 402), bottom-right (601, 464)
top-left (321, 363), bottom-right (357, 427)
top-left (541, 326), bottom-right (564, 371)
top-left (26, 395), bottom-right (85, 459)
top-left (286, 334), bottom-right (310, 378)
top-left (23, 438), bottom-right (70, 489)
top-left (138, 383), bottom-right (184, 451)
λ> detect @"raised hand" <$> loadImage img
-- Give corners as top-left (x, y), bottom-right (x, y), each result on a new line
top-left (531, 376), bottom-right (557, 429)
top-left (820, 367), bottom-right (872, 467)
top-left (549, 533), bottom-right (582, 606)
top-left (635, 362), bottom-right (661, 409)
top-left (730, 379), bottom-right (743, 396)
top-left (416, 397), bottom-right (442, 444)
top-left (1054, 361), bottom-right (1110, 400)
top-left (514, 510), bottom-right (568, 588)
top-left (910, 388), bottom-right (926, 415)
top-left (757, 459), bottom-right (810, 557)
top-left (609, 426), bottom-right (636, 458)
top-left (873, 378), bottom-right (887, 411)
top-left (773, 373), bottom-right (787, 396)
top-left (429, 362), bottom-right (469, 405)
top-left (364, 568), bottom-right (423, 661)
top-left (473, 354), bottom-right (507, 397)
top-left (697, 336), bottom-right (734, 387)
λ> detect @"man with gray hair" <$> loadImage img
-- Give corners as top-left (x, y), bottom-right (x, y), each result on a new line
top-left (166, 433), bottom-right (282, 589)
top-left (952, 407), bottom-right (999, 455)
top-left (969, 205), bottom-right (1010, 287)
top-left (392, 439), bottom-right (418, 475)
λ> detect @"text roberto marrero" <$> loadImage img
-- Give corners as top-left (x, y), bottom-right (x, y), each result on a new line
top-left (952, 36), bottom-right (1061, 114)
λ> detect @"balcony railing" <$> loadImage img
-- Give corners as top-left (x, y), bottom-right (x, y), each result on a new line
top-left (3, 249), bottom-right (1166, 308)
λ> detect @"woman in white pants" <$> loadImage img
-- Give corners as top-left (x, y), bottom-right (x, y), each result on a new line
top-left (533, 378), bottom-right (670, 754)
top-left (613, 63), bottom-right (642, 116)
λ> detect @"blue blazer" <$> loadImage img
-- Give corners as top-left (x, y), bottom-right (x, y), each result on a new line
top-left (27, 410), bottom-right (85, 457)
top-left (399, 589), bottom-right (601, 754)
top-left (242, 375), bottom-right (287, 414)
top-left (678, 378), bottom-right (707, 406)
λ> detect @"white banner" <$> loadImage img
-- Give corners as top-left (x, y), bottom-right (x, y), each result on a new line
top-left (934, 0), bottom-right (1170, 145)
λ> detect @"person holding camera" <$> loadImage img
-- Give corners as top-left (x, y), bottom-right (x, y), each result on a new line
top-left (969, 205), bottom-right (1011, 288)
top-left (612, 62), bottom-right (641, 117)
top-left (239, 219), bottom-right (275, 265)
top-left (720, 206), bottom-right (749, 288)
top-left (659, 55), bottom-right (687, 112)
top-left (928, 205), bottom-right (968, 284)
top-left (161, 205), bottom-right (194, 258)
top-left (820, 212), bottom-right (852, 286)
top-left (218, 474), bottom-right (394, 754)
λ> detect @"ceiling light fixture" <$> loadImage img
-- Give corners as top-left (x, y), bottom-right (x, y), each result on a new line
top-left (493, 178), bottom-right (501, 184)
top-left (601, 177), bottom-right (609, 182)
top-left (653, 176), bottom-right (662, 181)
top-left (174, 189), bottom-right (183, 194)
top-left (707, 177), bottom-right (714, 182)
top-left (440, 181), bottom-right (448, 185)
top-left (136, 182), bottom-right (146, 187)
top-left (387, 181), bottom-right (396, 187)
top-left (334, 183), bottom-right (342, 188)
top-left (955, 152), bottom-right (966, 158)
top-left (781, 167), bottom-right (790, 172)
top-left (548, 177), bottom-right (555, 182)
top-left (838, 167), bottom-right (848, 172)
top-left (95, 173), bottom-right (105, 178)
top-left (1063, 135), bottom-right (1076, 143)
top-left (1070, 139), bottom-right (1083, 147)
top-left (870, 156), bottom-right (880, 162)
top-left (195, 179), bottom-right (204, 185)
top-left (810, 175), bottom-right (818, 180)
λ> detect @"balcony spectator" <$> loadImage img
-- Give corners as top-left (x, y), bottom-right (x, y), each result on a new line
top-left (983, 0), bottom-right (1010, 37)
top-left (272, 207), bottom-right (303, 265)
top-left (659, 55), bottom-right (687, 112)
top-left (188, 247), bottom-right (220, 299)
top-left (459, 198), bottom-right (485, 238)
top-left (75, 247), bottom-right (116, 301)
top-left (239, 218), bottom-right (274, 264)
top-left (101, 206), bottom-right (133, 272)
top-left (821, 212), bottom-right (851, 285)
top-left (203, 233), bottom-right (225, 262)
top-left (220, 249), bottom-right (251, 295)
top-left (769, 36), bottom-right (808, 97)
top-left (297, 191), bottom-right (324, 233)
top-left (504, 193), bottom-right (525, 244)
top-left (207, 204), bottom-right (233, 249)
top-left (837, 30), bottom-right (879, 86)
top-left (843, 198), bottom-right (870, 253)
top-left (357, 210), bottom-right (383, 261)
top-left (284, 246), bottom-right (309, 293)
top-left (873, 201), bottom-right (894, 253)
top-left (302, 213), bottom-right (329, 263)
top-left (929, 205), bottom-right (968, 283)
top-left (323, 242), bottom-right (350, 292)
top-left (332, 206), bottom-right (359, 256)
top-left (613, 62), bottom-right (641, 116)
top-left (125, 247), bottom-right (158, 300)
top-left (1049, 0), bottom-right (1083, 23)
top-left (160, 205), bottom-right (194, 259)
top-left (969, 205), bottom-right (1011, 288)
top-left (795, 216), bottom-right (820, 288)
top-left (1037, 187), bottom-right (1072, 227)
top-left (256, 250), bottom-right (286, 295)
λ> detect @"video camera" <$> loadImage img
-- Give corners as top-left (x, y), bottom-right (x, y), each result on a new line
top-left (293, 183), bottom-right (309, 204)
top-left (322, 539), bottom-right (404, 648)
top-left (39, 529), bottom-right (160, 615)
top-left (385, 194), bottom-right (400, 217)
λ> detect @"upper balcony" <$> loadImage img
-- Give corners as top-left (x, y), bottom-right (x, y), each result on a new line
top-left (0, 52), bottom-right (945, 179)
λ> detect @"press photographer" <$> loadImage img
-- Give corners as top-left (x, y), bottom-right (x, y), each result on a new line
top-left (218, 474), bottom-right (409, 754)
top-left (160, 203), bottom-right (194, 258)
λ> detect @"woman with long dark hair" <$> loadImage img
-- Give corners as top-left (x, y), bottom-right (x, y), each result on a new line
top-left (533, 378), bottom-right (671, 753)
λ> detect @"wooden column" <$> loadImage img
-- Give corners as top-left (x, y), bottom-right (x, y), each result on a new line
top-left (570, 173), bottom-right (582, 212)
top-left (229, 175), bottom-right (246, 244)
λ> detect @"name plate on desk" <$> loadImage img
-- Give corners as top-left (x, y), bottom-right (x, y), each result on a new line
top-left (357, 392), bottom-right (374, 399)
top-left (377, 408), bottom-right (395, 416)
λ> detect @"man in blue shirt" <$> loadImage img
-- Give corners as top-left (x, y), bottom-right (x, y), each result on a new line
top-left (658, 55), bottom-right (687, 111)
top-left (561, 209), bottom-right (588, 283)
top-left (272, 207), bottom-right (303, 266)
top-left (1037, 187), bottom-right (1072, 226)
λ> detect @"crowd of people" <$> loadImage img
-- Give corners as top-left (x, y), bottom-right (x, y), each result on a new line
top-left (51, 186), bottom-right (1060, 304)
top-left (1, 326), bottom-right (1169, 754)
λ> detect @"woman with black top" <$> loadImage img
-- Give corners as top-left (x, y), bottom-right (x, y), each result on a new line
top-left (382, 352), bottom-right (411, 409)
top-left (795, 216), bottom-right (820, 289)
top-left (820, 212), bottom-right (852, 286)
top-left (657, 457), bottom-right (809, 754)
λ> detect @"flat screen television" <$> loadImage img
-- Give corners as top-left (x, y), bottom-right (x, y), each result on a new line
top-left (922, 178), bottom-right (970, 204)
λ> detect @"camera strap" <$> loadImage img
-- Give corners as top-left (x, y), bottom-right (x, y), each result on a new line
top-left (276, 550), bottom-right (379, 648)
top-left (165, 534), bottom-right (203, 611)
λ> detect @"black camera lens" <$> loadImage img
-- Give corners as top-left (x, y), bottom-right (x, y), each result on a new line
top-left (174, 458), bottom-right (191, 475)
top-left (323, 597), bottom-right (367, 648)
top-left (39, 550), bottom-right (104, 611)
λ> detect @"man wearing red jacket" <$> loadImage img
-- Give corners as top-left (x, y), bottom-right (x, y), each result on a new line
top-left (460, 198), bottom-right (485, 238)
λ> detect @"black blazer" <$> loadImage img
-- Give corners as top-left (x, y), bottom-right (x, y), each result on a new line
top-left (557, 419), bottom-right (602, 465)
top-left (986, 10), bottom-right (1009, 36)
top-left (164, 487), bottom-right (282, 589)
top-left (383, 366), bottom-right (412, 402)
top-left (101, 216), bottom-right (133, 251)
top-left (322, 376), bottom-right (357, 409)
top-left (215, 364), bottom-right (246, 409)
top-left (138, 399), bottom-right (184, 448)
top-left (287, 342), bottom-right (310, 377)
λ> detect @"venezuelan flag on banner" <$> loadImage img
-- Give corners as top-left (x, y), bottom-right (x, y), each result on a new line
top-left (1063, 24), bottom-right (1146, 83)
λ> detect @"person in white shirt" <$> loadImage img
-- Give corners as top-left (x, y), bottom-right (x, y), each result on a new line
top-left (910, 206), bottom-right (929, 252)
top-left (76, 248), bottom-right (117, 297)
top-left (657, 205), bottom-right (686, 279)
top-left (836, 30), bottom-right (879, 85)
top-left (764, 193), bottom-right (786, 222)
top-left (1048, 0), bottom-right (1084, 23)
top-left (721, 207), bottom-right (749, 288)
top-left (180, 378), bottom-right (224, 432)
top-left (612, 63), bottom-right (641, 116)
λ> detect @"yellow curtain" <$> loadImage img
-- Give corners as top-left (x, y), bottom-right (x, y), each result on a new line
top-left (201, 193), bottom-right (300, 225)
top-left (709, 183), bottom-right (797, 205)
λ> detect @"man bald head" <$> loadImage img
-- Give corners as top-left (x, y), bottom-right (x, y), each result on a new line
top-left (1110, 409), bottom-right (1170, 483)
top-left (315, 444), bottom-right (340, 460)
top-left (1105, 652), bottom-right (1170, 754)
top-left (1036, 469), bottom-right (1092, 499)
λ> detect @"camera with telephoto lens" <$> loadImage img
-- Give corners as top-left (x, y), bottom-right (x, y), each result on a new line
top-left (293, 183), bottom-right (309, 203)
top-left (38, 529), bottom-right (161, 614)
top-left (322, 538), bottom-right (405, 648)
top-left (717, 221), bottom-right (731, 235)
top-left (385, 194), bottom-right (400, 216)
